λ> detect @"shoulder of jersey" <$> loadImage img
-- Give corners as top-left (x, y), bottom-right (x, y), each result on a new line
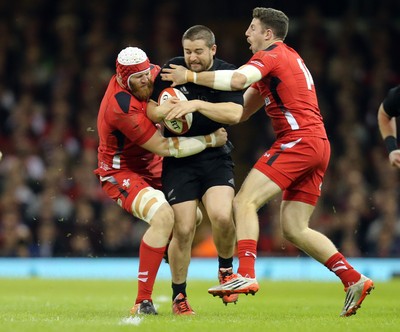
top-left (213, 57), bottom-right (237, 70)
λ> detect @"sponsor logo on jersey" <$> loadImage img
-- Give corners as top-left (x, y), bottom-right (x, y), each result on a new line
top-left (249, 60), bottom-right (264, 68)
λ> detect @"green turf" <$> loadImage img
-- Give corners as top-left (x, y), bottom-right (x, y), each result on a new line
top-left (0, 278), bottom-right (398, 332)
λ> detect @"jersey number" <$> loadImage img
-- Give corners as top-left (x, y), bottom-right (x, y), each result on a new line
top-left (297, 58), bottom-right (314, 90)
top-left (281, 59), bottom-right (314, 130)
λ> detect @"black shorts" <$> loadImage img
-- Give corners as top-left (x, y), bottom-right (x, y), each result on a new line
top-left (162, 154), bottom-right (235, 205)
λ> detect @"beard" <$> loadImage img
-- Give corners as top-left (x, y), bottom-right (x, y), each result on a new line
top-left (131, 80), bottom-right (154, 101)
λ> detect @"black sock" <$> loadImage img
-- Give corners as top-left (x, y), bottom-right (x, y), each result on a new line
top-left (172, 282), bottom-right (187, 300)
top-left (218, 256), bottom-right (233, 269)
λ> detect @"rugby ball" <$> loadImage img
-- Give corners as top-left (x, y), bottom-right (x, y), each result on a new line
top-left (158, 87), bottom-right (193, 135)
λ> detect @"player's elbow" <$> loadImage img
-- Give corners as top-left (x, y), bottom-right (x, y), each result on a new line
top-left (240, 113), bottom-right (250, 122)
top-left (378, 104), bottom-right (391, 121)
top-left (231, 72), bottom-right (247, 90)
top-left (150, 140), bottom-right (171, 157)
top-left (240, 107), bottom-right (253, 122)
top-left (228, 105), bottom-right (244, 124)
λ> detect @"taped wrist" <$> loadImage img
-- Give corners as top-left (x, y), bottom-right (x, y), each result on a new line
top-left (384, 135), bottom-right (398, 154)
top-left (205, 133), bottom-right (216, 147)
top-left (168, 135), bottom-right (209, 158)
top-left (186, 70), bottom-right (197, 83)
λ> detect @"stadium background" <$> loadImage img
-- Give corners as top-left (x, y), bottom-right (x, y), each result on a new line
top-left (0, 0), bottom-right (400, 263)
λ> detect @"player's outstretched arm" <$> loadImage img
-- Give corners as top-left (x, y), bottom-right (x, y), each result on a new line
top-left (161, 64), bottom-right (262, 91)
top-left (140, 128), bottom-right (227, 158)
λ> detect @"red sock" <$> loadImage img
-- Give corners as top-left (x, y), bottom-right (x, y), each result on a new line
top-left (324, 252), bottom-right (361, 288)
top-left (237, 239), bottom-right (257, 278)
top-left (135, 240), bottom-right (166, 304)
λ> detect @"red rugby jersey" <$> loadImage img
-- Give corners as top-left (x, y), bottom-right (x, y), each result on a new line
top-left (248, 42), bottom-right (327, 140)
top-left (94, 74), bottom-right (160, 177)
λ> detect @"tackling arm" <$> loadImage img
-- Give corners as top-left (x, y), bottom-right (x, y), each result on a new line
top-left (140, 128), bottom-right (227, 158)
top-left (161, 64), bottom-right (262, 91)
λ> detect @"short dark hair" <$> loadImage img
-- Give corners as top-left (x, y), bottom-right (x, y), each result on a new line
top-left (182, 25), bottom-right (216, 48)
top-left (253, 7), bottom-right (289, 40)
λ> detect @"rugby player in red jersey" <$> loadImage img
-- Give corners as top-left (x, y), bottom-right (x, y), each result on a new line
top-left (161, 8), bottom-right (374, 317)
top-left (94, 46), bottom-right (227, 316)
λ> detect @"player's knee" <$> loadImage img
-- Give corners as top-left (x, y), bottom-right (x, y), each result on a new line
top-left (174, 219), bottom-right (196, 241)
top-left (210, 213), bottom-right (234, 232)
top-left (131, 187), bottom-right (173, 226)
top-left (150, 203), bottom-right (175, 231)
top-left (281, 223), bottom-right (305, 244)
top-left (233, 193), bottom-right (256, 213)
top-left (282, 227), bottom-right (296, 242)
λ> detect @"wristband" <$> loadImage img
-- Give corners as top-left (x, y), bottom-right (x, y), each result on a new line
top-left (384, 135), bottom-right (398, 154)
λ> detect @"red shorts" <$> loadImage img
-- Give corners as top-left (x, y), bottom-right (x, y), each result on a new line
top-left (254, 136), bottom-right (330, 206)
top-left (97, 169), bottom-right (162, 214)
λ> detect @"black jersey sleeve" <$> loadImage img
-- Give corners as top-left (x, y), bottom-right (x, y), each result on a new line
top-left (383, 85), bottom-right (400, 117)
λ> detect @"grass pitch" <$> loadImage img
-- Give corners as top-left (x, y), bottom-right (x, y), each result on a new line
top-left (0, 278), bottom-right (399, 332)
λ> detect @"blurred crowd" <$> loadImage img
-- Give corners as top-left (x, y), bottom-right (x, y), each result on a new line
top-left (0, 0), bottom-right (400, 258)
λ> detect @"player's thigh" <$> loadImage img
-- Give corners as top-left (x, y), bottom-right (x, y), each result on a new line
top-left (202, 185), bottom-right (234, 222)
top-left (235, 168), bottom-right (282, 209)
top-left (162, 161), bottom-right (200, 204)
